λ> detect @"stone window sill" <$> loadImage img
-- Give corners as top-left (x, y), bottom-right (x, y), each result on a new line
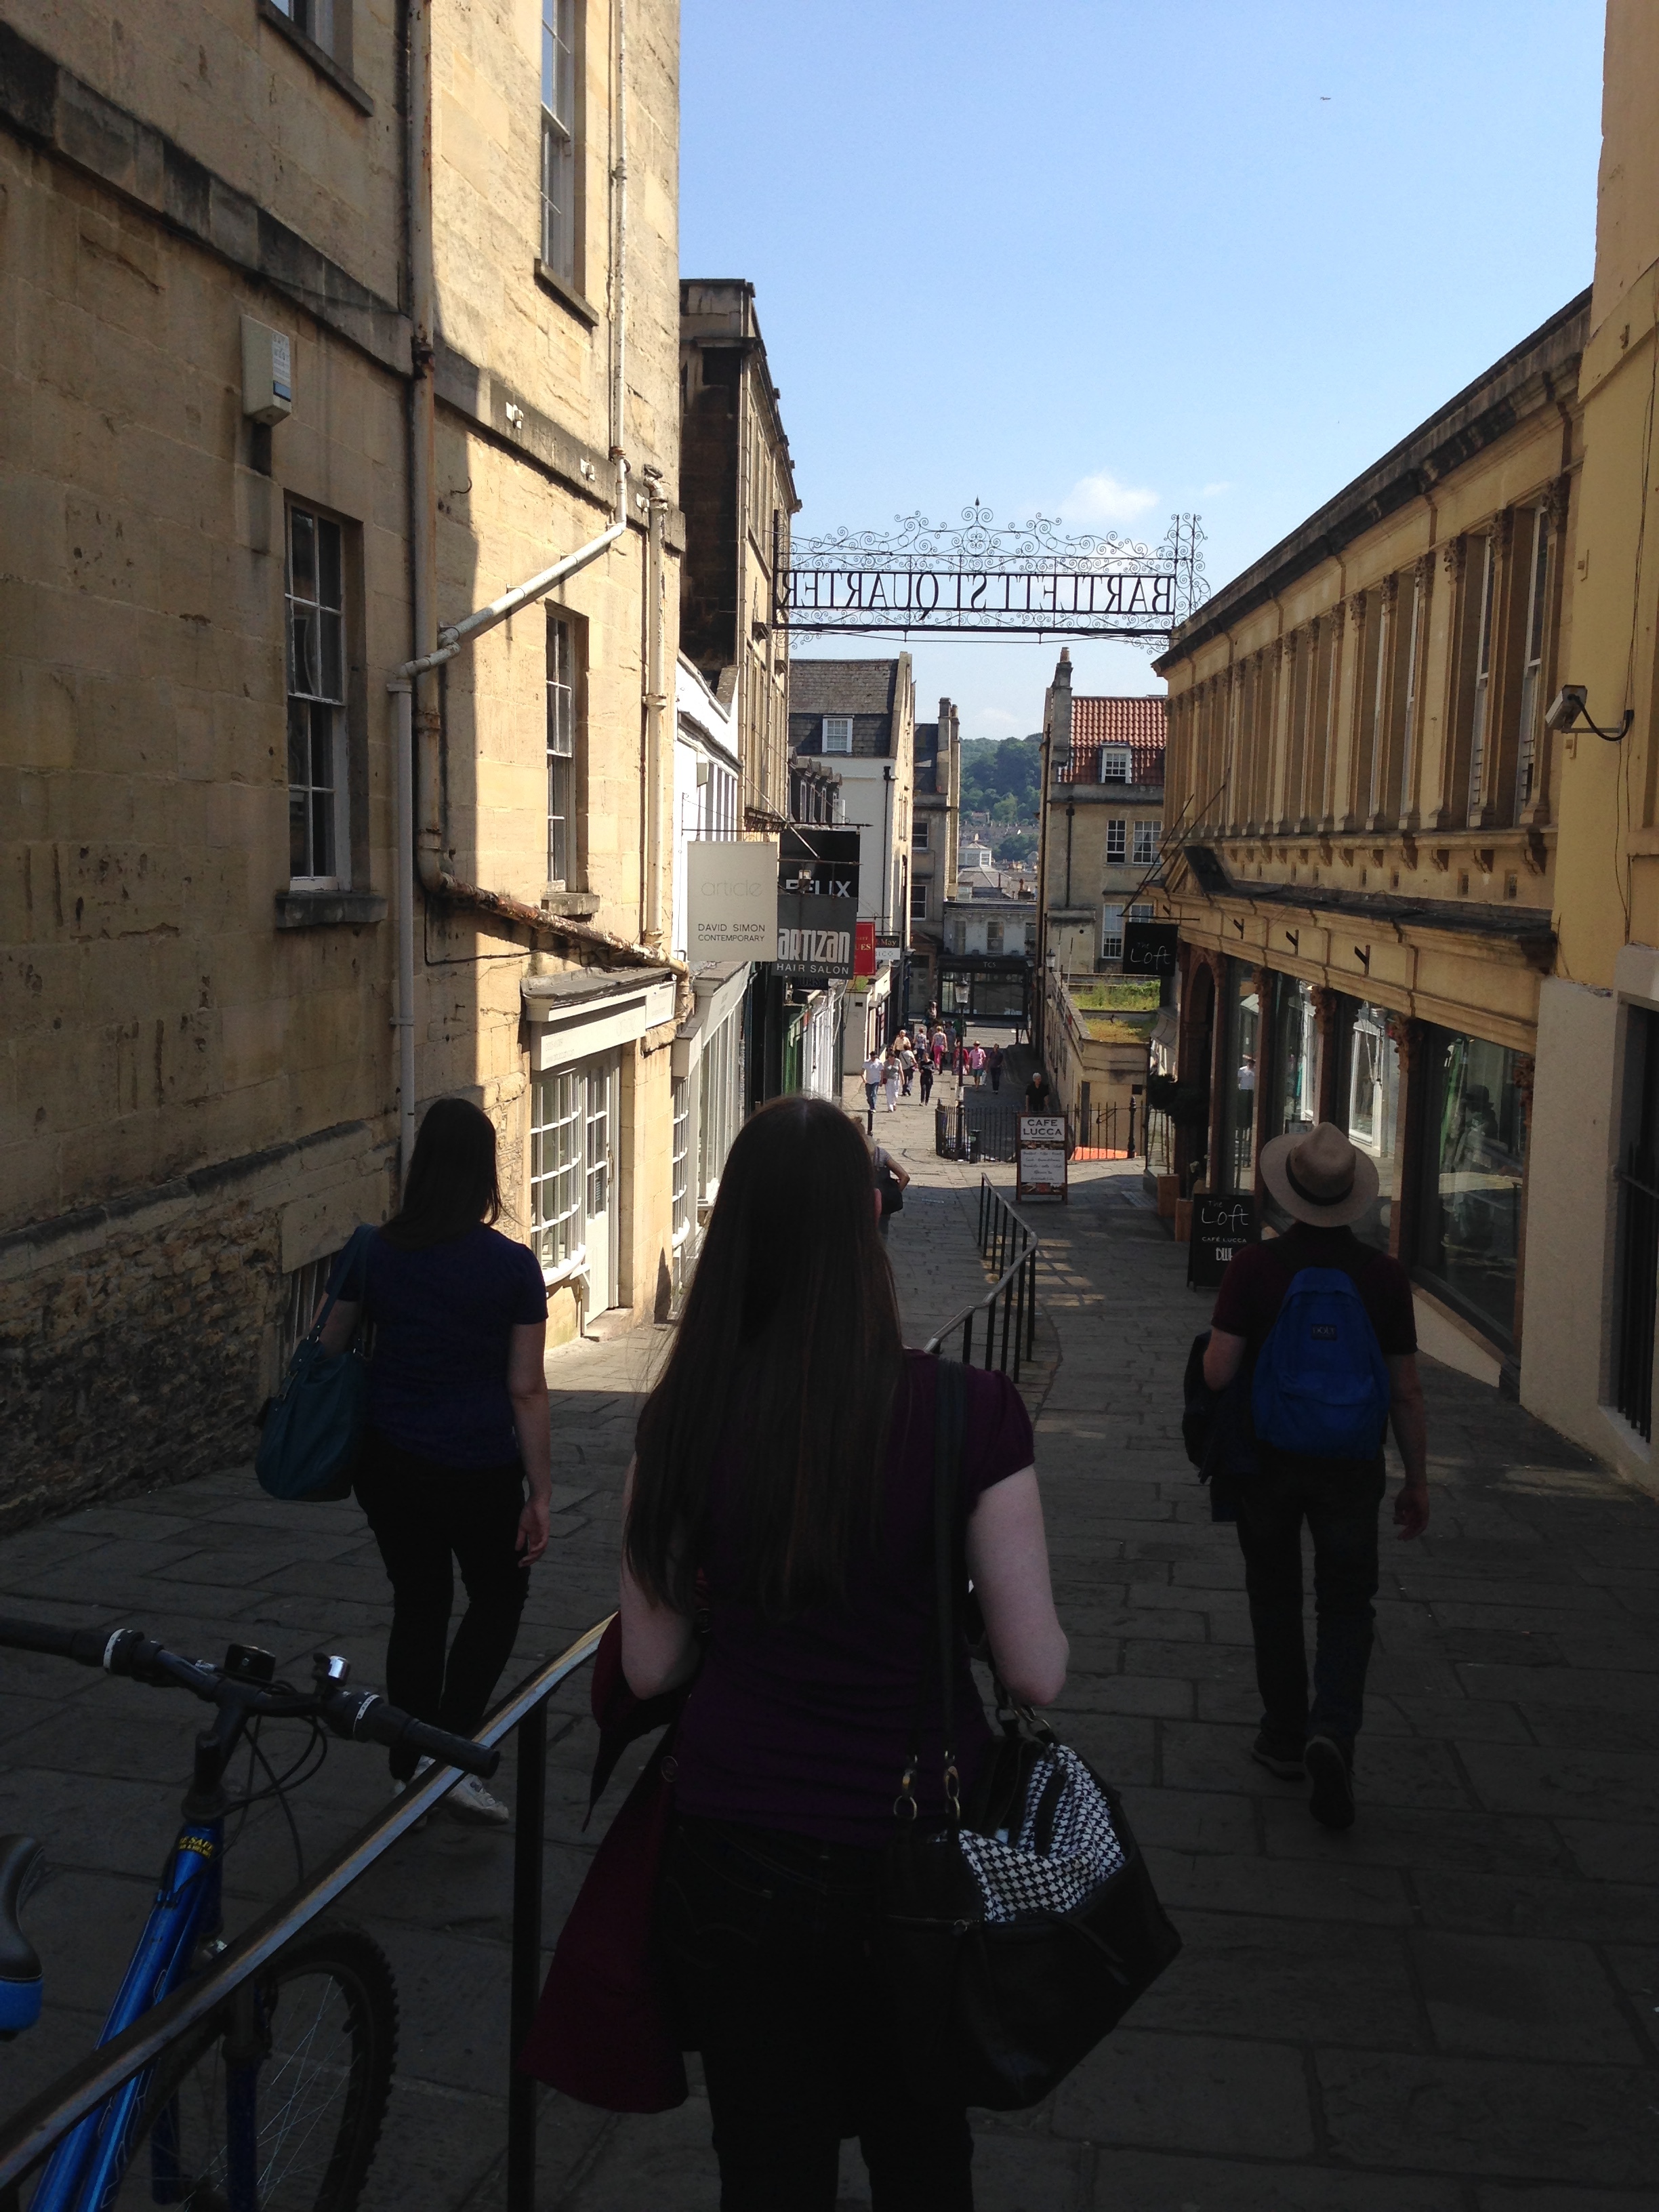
top-left (541, 890), bottom-right (602, 918)
top-left (255, 1), bottom-right (375, 115)
top-left (276, 888), bottom-right (387, 930)
top-left (534, 262), bottom-right (600, 330)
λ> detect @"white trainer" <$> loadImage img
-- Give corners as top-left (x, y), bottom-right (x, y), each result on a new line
top-left (392, 1755), bottom-right (434, 1827)
top-left (446, 1771), bottom-right (511, 1826)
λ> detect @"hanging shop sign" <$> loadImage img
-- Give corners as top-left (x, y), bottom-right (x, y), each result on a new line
top-left (854, 920), bottom-right (878, 977)
top-left (1017, 1114), bottom-right (1069, 1203)
top-left (776, 891), bottom-right (855, 980)
top-left (779, 825), bottom-right (861, 901)
top-left (1122, 921), bottom-right (1180, 979)
top-left (683, 838), bottom-right (779, 962)
top-left (1187, 1193), bottom-right (1258, 1290)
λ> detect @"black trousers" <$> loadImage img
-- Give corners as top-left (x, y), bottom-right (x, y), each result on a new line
top-left (661, 1817), bottom-right (974, 2212)
top-left (354, 1434), bottom-right (529, 1779)
top-left (1233, 1452), bottom-right (1386, 1753)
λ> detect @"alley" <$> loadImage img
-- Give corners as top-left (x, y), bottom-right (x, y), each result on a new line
top-left (0, 1110), bottom-right (1656, 2208)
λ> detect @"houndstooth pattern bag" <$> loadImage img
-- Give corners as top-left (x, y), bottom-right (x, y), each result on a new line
top-left (880, 1359), bottom-right (1182, 2111)
top-left (956, 1743), bottom-right (1127, 1925)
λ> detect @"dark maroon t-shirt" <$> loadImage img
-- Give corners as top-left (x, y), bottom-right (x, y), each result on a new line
top-left (674, 1353), bottom-right (1036, 1848)
top-left (1212, 1223), bottom-right (1418, 1362)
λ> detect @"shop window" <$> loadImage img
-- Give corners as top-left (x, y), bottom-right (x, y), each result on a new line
top-left (286, 504), bottom-right (348, 886)
top-left (1414, 1026), bottom-right (1527, 1343)
top-left (1221, 960), bottom-right (1261, 1193)
top-left (1273, 977), bottom-right (1319, 1140)
top-left (1106, 819), bottom-right (1127, 863)
top-left (1612, 1007), bottom-right (1659, 1441)
top-left (530, 1068), bottom-right (583, 1268)
top-left (540, 0), bottom-right (577, 281)
top-left (1337, 1000), bottom-right (1402, 1253)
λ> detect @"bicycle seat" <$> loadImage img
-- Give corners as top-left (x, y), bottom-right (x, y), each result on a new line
top-left (0, 1836), bottom-right (43, 2037)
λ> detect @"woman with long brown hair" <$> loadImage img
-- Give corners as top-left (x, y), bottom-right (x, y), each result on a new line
top-left (620, 1096), bottom-right (1066, 2209)
top-left (321, 1097), bottom-right (552, 1824)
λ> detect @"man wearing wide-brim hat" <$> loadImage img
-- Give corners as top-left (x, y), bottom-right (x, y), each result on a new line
top-left (1202, 1122), bottom-right (1429, 1831)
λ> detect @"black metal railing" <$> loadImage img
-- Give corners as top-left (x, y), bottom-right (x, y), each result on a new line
top-left (1614, 1149), bottom-right (1659, 1440)
top-left (0, 1617), bottom-right (609, 2212)
top-left (935, 1099), bottom-right (1140, 1164)
top-left (922, 1176), bottom-right (1041, 1380)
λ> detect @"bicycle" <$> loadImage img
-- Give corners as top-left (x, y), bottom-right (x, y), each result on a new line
top-left (0, 1614), bottom-right (501, 2212)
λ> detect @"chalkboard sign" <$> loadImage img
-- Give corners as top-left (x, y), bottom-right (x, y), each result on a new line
top-left (1187, 1193), bottom-right (1258, 1289)
top-left (1122, 921), bottom-right (1179, 978)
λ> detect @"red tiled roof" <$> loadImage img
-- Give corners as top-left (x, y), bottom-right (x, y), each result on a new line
top-left (1058, 695), bottom-right (1167, 786)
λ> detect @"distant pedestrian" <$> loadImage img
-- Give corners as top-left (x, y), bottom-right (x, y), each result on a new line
top-left (968, 1043), bottom-right (987, 1089)
top-left (989, 1045), bottom-right (1004, 1094)
top-left (883, 1054), bottom-right (902, 1113)
top-left (1202, 1122), bottom-right (1428, 1832)
top-left (862, 1050), bottom-right (884, 1120)
top-left (900, 1042), bottom-right (917, 1096)
top-left (870, 1139), bottom-right (909, 1240)
top-left (1023, 1069), bottom-right (1053, 1115)
top-left (318, 1098), bottom-right (550, 1826)
top-left (919, 1054), bottom-right (935, 1106)
top-left (932, 1027), bottom-right (947, 1070)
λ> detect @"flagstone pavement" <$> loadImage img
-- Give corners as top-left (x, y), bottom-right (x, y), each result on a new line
top-left (1, 1076), bottom-right (1657, 2209)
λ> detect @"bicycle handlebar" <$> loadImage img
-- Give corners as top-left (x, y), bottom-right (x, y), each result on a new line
top-left (0, 1616), bottom-right (499, 1780)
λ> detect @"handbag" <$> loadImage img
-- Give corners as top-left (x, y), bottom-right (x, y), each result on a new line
top-left (255, 1224), bottom-right (373, 1502)
top-left (880, 1360), bottom-right (1183, 2110)
top-left (518, 1615), bottom-right (690, 2112)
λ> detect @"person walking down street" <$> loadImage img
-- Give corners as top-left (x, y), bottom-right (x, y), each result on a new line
top-left (870, 1137), bottom-right (910, 1240)
top-left (988, 1044), bottom-right (1004, 1094)
top-left (862, 1050), bottom-right (884, 1122)
top-left (619, 1097), bottom-right (1067, 2209)
top-left (968, 1042), bottom-right (987, 1089)
top-left (883, 1052), bottom-right (903, 1113)
top-left (932, 1026), bottom-right (948, 1071)
top-left (1023, 1067), bottom-right (1054, 1115)
top-left (919, 1052), bottom-right (935, 1107)
top-left (319, 1097), bottom-right (552, 1825)
top-left (900, 1039), bottom-right (918, 1097)
top-left (1202, 1121), bottom-right (1428, 1832)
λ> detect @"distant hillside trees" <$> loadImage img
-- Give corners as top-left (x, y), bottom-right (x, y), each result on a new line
top-left (959, 735), bottom-right (1041, 822)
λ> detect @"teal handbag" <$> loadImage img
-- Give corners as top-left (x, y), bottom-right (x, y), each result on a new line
top-left (256, 1225), bottom-right (373, 1502)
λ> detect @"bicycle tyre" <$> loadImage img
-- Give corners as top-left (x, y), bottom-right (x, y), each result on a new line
top-left (108, 1919), bottom-right (398, 2212)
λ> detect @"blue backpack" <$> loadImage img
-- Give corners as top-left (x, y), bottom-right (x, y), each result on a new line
top-left (1251, 1267), bottom-right (1390, 1460)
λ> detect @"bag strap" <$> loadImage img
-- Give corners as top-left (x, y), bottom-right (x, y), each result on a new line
top-left (308, 1223), bottom-right (374, 1348)
top-left (894, 1357), bottom-right (968, 1827)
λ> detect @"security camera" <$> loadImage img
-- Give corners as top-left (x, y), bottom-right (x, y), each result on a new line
top-left (1545, 684), bottom-right (1587, 733)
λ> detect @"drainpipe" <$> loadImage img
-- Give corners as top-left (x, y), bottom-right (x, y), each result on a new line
top-left (609, 0), bottom-right (628, 522)
top-left (644, 475), bottom-right (668, 945)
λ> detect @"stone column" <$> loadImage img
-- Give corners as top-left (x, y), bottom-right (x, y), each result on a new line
top-left (1312, 984), bottom-right (1341, 1124)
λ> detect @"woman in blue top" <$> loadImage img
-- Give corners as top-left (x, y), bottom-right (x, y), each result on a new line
top-left (323, 1098), bottom-right (552, 1823)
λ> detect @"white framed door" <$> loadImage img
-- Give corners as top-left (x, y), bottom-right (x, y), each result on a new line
top-left (583, 1054), bottom-right (619, 1311)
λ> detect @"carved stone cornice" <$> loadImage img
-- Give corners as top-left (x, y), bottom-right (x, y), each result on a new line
top-left (1441, 537), bottom-right (1466, 582)
top-left (1493, 508), bottom-right (1515, 556)
top-left (1347, 590), bottom-right (1366, 630)
top-left (1378, 574), bottom-right (1399, 613)
top-left (1547, 473), bottom-right (1571, 531)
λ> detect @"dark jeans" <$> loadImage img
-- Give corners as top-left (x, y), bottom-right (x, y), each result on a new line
top-left (354, 1434), bottom-right (529, 1780)
top-left (1233, 1452), bottom-right (1386, 1753)
top-left (661, 1817), bottom-right (973, 2212)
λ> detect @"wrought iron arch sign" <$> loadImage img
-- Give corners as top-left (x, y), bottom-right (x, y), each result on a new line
top-left (775, 505), bottom-right (1208, 646)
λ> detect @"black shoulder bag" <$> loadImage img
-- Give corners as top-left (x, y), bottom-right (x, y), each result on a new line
top-left (880, 1359), bottom-right (1183, 2110)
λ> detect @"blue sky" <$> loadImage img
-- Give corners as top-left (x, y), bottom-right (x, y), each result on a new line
top-left (680, 0), bottom-right (1607, 739)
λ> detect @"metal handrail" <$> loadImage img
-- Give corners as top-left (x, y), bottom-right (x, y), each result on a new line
top-left (0, 1614), bottom-right (610, 2207)
top-left (922, 1176), bottom-right (1042, 1380)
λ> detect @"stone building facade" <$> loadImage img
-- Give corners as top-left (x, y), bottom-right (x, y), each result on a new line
top-left (1038, 663), bottom-right (1168, 977)
top-left (1155, 293), bottom-right (1589, 1391)
top-left (0, 0), bottom-right (685, 1519)
top-left (678, 279), bottom-right (798, 832)
top-left (908, 699), bottom-right (960, 1019)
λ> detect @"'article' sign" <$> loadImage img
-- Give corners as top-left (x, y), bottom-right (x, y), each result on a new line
top-left (684, 839), bottom-right (778, 961)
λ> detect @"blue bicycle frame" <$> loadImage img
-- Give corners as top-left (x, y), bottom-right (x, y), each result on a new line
top-left (27, 1809), bottom-right (253, 2212)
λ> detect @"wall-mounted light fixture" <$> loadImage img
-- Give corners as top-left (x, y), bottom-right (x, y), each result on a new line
top-left (1547, 684), bottom-right (1633, 741)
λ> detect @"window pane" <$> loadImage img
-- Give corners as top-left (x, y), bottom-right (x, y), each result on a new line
top-left (1416, 1028), bottom-right (1525, 1342)
top-left (289, 508), bottom-right (316, 602)
top-left (289, 787), bottom-right (309, 879)
top-left (319, 609), bottom-right (344, 701)
top-left (317, 518), bottom-right (343, 610)
top-left (287, 697), bottom-right (311, 788)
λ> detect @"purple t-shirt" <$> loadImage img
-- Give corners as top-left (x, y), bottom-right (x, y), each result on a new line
top-left (329, 1224), bottom-right (548, 1467)
top-left (674, 1352), bottom-right (1037, 1848)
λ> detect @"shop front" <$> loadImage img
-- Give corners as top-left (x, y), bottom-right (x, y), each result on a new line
top-left (1201, 954), bottom-right (1529, 1355)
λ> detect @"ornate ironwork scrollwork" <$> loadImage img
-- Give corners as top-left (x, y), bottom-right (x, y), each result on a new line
top-left (777, 504), bottom-right (1209, 645)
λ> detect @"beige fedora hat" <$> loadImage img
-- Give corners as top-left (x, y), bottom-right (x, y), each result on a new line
top-left (1258, 1120), bottom-right (1379, 1229)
